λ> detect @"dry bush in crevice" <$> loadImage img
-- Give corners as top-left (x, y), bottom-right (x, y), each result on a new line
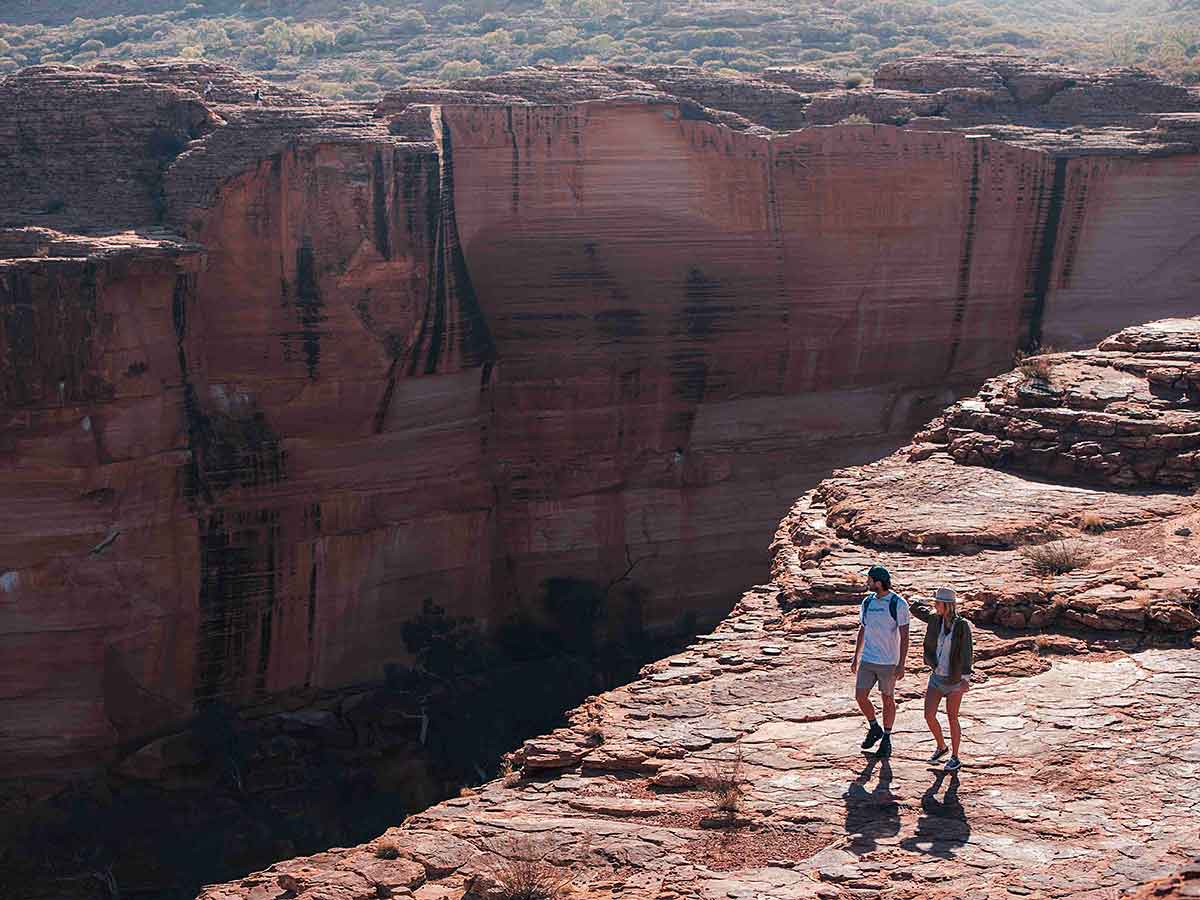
top-left (482, 840), bottom-right (571, 900)
top-left (1015, 346), bottom-right (1059, 383)
top-left (499, 753), bottom-right (521, 787)
top-left (374, 840), bottom-right (400, 859)
top-left (702, 743), bottom-right (746, 821)
top-left (582, 725), bottom-right (604, 747)
top-left (1021, 540), bottom-right (1092, 575)
top-left (1077, 511), bottom-right (1107, 534)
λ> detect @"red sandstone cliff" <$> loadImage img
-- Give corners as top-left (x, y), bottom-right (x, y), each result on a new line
top-left (1, 57), bottom-right (1199, 798)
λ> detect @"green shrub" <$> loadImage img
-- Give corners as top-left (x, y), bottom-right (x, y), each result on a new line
top-left (674, 28), bottom-right (741, 50)
top-left (335, 25), bottom-right (364, 47)
top-left (478, 13), bottom-right (506, 33)
top-left (396, 9), bottom-right (429, 35)
top-left (439, 59), bottom-right (486, 81)
top-left (238, 45), bottom-right (277, 70)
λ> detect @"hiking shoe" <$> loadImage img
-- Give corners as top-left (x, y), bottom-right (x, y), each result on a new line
top-left (861, 721), bottom-right (883, 749)
top-left (876, 734), bottom-right (892, 759)
top-left (928, 746), bottom-right (949, 764)
top-left (944, 756), bottom-right (961, 772)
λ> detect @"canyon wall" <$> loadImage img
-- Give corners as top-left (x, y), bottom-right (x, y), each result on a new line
top-left (1, 61), bottom-right (1199, 794)
top-left (1039, 153), bottom-right (1200, 347)
top-left (444, 103), bottom-right (1051, 630)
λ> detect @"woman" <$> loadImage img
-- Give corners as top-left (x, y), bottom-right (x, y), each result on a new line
top-left (923, 587), bottom-right (973, 772)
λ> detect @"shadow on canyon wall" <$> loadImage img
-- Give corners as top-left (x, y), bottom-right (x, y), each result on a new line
top-left (0, 575), bottom-right (700, 900)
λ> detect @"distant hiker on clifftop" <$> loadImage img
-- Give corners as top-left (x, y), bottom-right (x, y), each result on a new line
top-left (922, 587), bottom-right (973, 773)
top-left (851, 565), bottom-right (910, 759)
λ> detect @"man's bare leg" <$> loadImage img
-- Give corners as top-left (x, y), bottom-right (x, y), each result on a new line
top-left (856, 689), bottom-right (876, 722)
top-left (881, 692), bottom-right (897, 730)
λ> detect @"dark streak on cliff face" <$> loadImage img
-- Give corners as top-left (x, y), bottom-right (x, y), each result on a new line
top-left (667, 267), bottom-right (735, 405)
top-left (507, 106), bottom-right (520, 217)
top-left (173, 271), bottom-right (216, 504)
top-left (408, 118), bottom-right (496, 376)
top-left (372, 151), bottom-right (391, 261)
top-left (292, 245), bottom-right (325, 381)
top-left (195, 509), bottom-right (281, 704)
top-left (1023, 157), bottom-right (1069, 351)
top-left (306, 552), bottom-right (319, 689)
top-left (945, 140), bottom-right (983, 374)
top-left (1057, 161), bottom-right (1090, 290)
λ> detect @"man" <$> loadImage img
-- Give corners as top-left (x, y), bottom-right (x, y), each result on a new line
top-left (850, 565), bottom-right (910, 758)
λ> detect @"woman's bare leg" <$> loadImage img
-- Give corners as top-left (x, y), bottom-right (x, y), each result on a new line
top-left (946, 689), bottom-right (965, 757)
top-left (924, 688), bottom-right (946, 750)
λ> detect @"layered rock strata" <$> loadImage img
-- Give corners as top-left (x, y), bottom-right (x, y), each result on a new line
top-left (437, 53), bottom-right (1200, 134)
top-left (1, 57), bottom-right (1199, 791)
top-left (198, 319), bottom-right (1200, 900)
top-left (914, 318), bottom-right (1200, 488)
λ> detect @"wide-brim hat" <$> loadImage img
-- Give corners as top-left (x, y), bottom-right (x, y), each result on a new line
top-left (934, 587), bottom-right (957, 604)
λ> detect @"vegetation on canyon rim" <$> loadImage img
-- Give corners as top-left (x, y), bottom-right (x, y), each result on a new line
top-left (1021, 539), bottom-right (1093, 575)
top-left (0, 0), bottom-right (1197, 101)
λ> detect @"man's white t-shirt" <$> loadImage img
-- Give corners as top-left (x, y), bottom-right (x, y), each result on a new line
top-left (859, 591), bottom-right (910, 666)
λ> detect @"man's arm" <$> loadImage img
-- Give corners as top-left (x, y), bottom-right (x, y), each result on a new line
top-left (851, 624), bottom-right (864, 673)
top-left (896, 624), bottom-right (910, 680)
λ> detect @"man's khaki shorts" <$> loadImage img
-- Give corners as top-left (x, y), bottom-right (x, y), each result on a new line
top-left (856, 662), bottom-right (897, 696)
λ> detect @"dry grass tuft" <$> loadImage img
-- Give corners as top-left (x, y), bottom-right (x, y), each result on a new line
top-left (1078, 511), bottom-right (1106, 534)
top-left (374, 840), bottom-right (400, 860)
top-left (1015, 345), bottom-right (1060, 383)
top-left (582, 726), bottom-right (605, 747)
top-left (839, 112), bottom-right (871, 124)
top-left (499, 754), bottom-right (521, 787)
top-left (1016, 353), bottom-right (1052, 382)
top-left (1021, 540), bottom-right (1092, 575)
top-left (702, 743), bottom-right (746, 820)
top-left (490, 842), bottom-right (571, 900)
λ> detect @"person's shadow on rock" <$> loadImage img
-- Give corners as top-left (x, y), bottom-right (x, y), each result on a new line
top-left (842, 756), bottom-right (900, 855)
top-left (900, 771), bottom-right (970, 859)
